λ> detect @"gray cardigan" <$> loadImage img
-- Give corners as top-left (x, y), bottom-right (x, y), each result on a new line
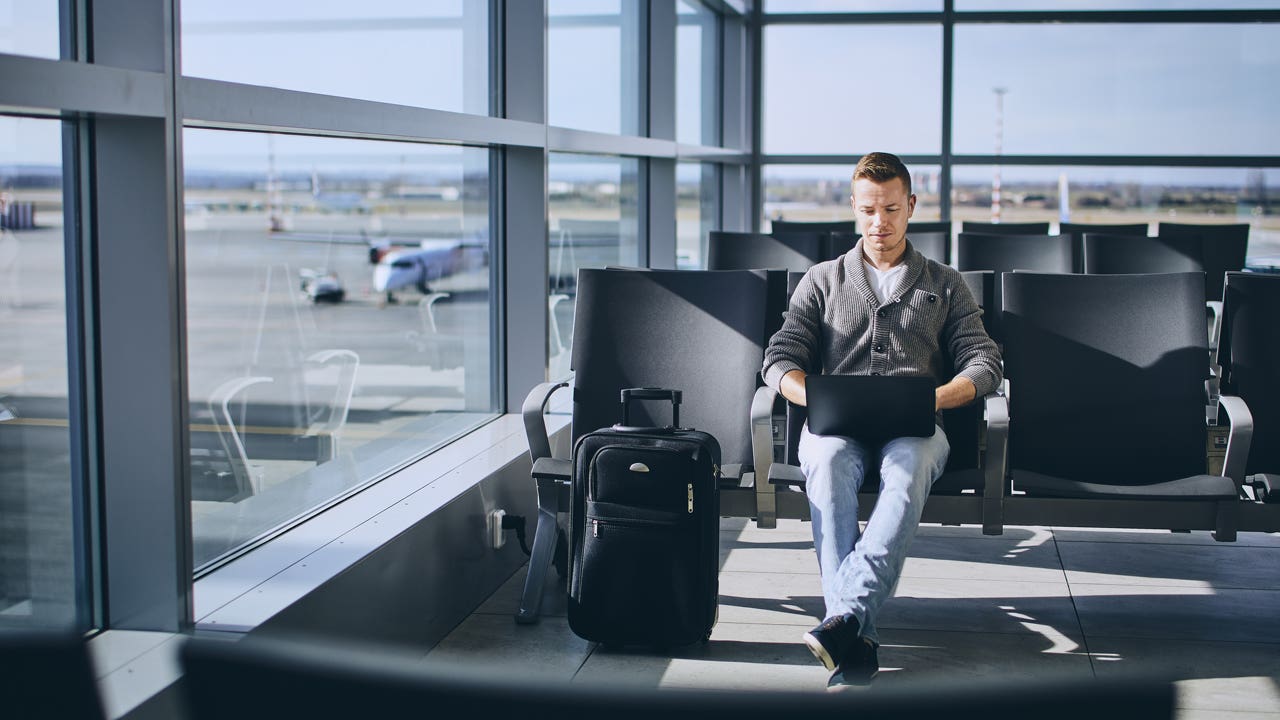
top-left (762, 238), bottom-right (1003, 400)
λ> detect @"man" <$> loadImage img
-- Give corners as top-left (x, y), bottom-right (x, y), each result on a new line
top-left (761, 152), bottom-right (1002, 689)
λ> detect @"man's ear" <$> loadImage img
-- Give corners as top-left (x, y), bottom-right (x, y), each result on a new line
top-left (908, 193), bottom-right (917, 217)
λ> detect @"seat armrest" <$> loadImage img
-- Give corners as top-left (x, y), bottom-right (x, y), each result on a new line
top-left (1207, 300), bottom-right (1224, 363)
top-left (1205, 363), bottom-right (1223, 425)
top-left (751, 385), bottom-right (781, 527)
top-left (531, 457), bottom-right (572, 482)
top-left (767, 462), bottom-right (806, 487)
top-left (1217, 394), bottom-right (1253, 488)
top-left (523, 381), bottom-right (569, 464)
top-left (982, 391), bottom-right (1009, 536)
top-left (750, 385), bottom-right (778, 478)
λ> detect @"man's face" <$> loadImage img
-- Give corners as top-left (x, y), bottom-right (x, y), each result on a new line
top-left (851, 176), bottom-right (916, 256)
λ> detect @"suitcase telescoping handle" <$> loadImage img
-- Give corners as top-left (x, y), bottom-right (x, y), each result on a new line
top-left (618, 387), bottom-right (682, 430)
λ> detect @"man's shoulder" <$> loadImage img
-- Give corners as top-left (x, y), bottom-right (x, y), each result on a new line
top-left (917, 255), bottom-right (964, 287)
top-left (800, 255), bottom-right (850, 289)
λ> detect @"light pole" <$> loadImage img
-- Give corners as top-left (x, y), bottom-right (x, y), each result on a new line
top-left (992, 87), bottom-right (1007, 223)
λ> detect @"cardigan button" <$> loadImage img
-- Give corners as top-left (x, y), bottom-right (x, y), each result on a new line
top-left (876, 309), bottom-right (887, 318)
top-left (873, 343), bottom-right (884, 352)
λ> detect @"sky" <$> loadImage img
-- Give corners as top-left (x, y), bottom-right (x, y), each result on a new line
top-left (3, 2), bottom-right (1279, 185)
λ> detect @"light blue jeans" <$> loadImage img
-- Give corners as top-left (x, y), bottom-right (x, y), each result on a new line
top-left (798, 423), bottom-right (950, 645)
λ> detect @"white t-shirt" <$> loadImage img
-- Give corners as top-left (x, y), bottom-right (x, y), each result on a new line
top-left (865, 260), bottom-right (907, 305)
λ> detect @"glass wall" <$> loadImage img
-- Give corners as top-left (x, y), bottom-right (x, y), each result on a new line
top-left (677, 1), bottom-right (720, 147)
top-left (0, 2), bottom-right (59, 59)
top-left (953, 24), bottom-right (1280, 156)
top-left (548, 0), bottom-right (643, 135)
top-left (763, 163), bottom-right (943, 231)
top-left (547, 153), bottom-right (640, 379)
top-left (952, 164), bottom-right (1280, 255)
top-left (958, 1), bottom-right (1280, 9)
top-left (0, 115), bottom-right (77, 629)
top-left (184, 129), bottom-right (494, 568)
top-left (677, 161), bottom-right (718, 269)
top-left (763, 24), bottom-right (942, 155)
top-left (181, 1), bottom-right (491, 114)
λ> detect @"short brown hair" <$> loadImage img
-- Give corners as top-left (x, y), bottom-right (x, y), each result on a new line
top-left (852, 152), bottom-right (912, 196)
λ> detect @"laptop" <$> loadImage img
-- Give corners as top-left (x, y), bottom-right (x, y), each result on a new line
top-left (805, 374), bottom-right (936, 442)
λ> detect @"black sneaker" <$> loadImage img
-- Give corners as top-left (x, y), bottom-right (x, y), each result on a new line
top-left (802, 613), bottom-right (859, 672)
top-left (827, 638), bottom-right (879, 691)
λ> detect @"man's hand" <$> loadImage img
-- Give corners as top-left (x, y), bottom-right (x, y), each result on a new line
top-left (935, 375), bottom-right (977, 412)
top-left (780, 369), bottom-right (808, 406)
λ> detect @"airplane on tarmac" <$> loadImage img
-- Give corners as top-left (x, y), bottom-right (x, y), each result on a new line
top-left (369, 236), bottom-right (489, 303)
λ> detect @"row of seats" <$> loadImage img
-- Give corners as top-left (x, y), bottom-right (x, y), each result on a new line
top-left (717, 220), bottom-right (1249, 302)
top-left (517, 266), bottom-right (1280, 624)
top-left (1, 630), bottom-right (1176, 719)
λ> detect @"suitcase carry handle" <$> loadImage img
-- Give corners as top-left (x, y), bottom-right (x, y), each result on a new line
top-left (620, 387), bottom-right (681, 428)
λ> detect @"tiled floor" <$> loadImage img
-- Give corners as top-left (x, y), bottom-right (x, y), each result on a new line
top-left (426, 519), bottom-right (1280, 718)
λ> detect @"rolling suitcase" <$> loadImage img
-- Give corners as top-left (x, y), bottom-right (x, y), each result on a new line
top-left (567, 388), bottom-right (721, 647)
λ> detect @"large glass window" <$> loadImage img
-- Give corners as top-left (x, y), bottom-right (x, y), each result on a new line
top-left (958, 1), bottom-right (1280, 9)
top-left (677, 1), bottom-right (719, 147)
top-left (0, 116), bottom-right (78, 629)
top-left (677, 161), bottom-right (718, 269)
top-left (0, 2), bottom-right (60, 59)
top-left (547, 154), bottom-right (640, 379)
top-left (952, 164), bottom-right (1280, 261)
top-left (548, 0), bottom-right (643, 135)
top-left (181, 1), bottom-right (491, 115)
top-left (763, 163), bottom-right (943, 231)
top-left (184, 129), bottom-right (495, 569)
top-left (763, 24), bottom-right (942, 155)
top-left (953, 24), bottom-right (1280, 156)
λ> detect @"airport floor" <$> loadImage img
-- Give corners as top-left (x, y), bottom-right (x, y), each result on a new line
top-left (426, 518), bottom-right (1280, 719)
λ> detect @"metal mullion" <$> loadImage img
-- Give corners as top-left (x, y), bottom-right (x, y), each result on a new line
top-left (675, 143), bottom-right (750, 163)
top-left (63, 114), bottom-right (102, 633)
top-left (0, 54), bottom-right (167, 117)
top-left (181, 78), bottom-right (546, 150)
top-left (546, 126), bottom-right (677, 158)
top-left (941, 0), bottom-right (953, 222)
top-left (764, 12), bottom-right (944, 24)
top-left (763, 154), bottom-right (945, 166)
top-left (748, 2), bottom-right (762, 233)
top-left (700, 0), bottom-right (746, 18)
top-left (59, 0), bottom-right (101, 636)
top-left (760, 10), bottom-right (1280, 24)
top-left (952, 155), bottom-right (1280, 168)
top-left (953, 10), bottom-right (1280, 24)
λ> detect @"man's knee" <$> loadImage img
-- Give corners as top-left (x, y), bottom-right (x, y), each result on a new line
top-left (881, 427), bottom-right (950, 490)
top-left (799, 433), bottom-right (867, 491)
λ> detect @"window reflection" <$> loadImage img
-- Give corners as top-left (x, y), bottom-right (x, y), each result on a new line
top-left (184, 129), bottom-right (494, 569)
top-left (181, 1), bottom-right (490, 114)
top-left (0, 2), bottom-right (60, 59)
top-left (763, 163), bottom-right (943, 231)
top-left (677, 162), bottom-right (718, 269)
top-left (547, 154), bottom-right (640, 379)
top-left (0, 116), bottom-right (76, 629)
top-left (548, 0), bottom-right (643, 135)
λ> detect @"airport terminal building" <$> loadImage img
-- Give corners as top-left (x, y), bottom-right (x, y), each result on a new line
top-left (2, 2), bottom-right (1279, 718)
